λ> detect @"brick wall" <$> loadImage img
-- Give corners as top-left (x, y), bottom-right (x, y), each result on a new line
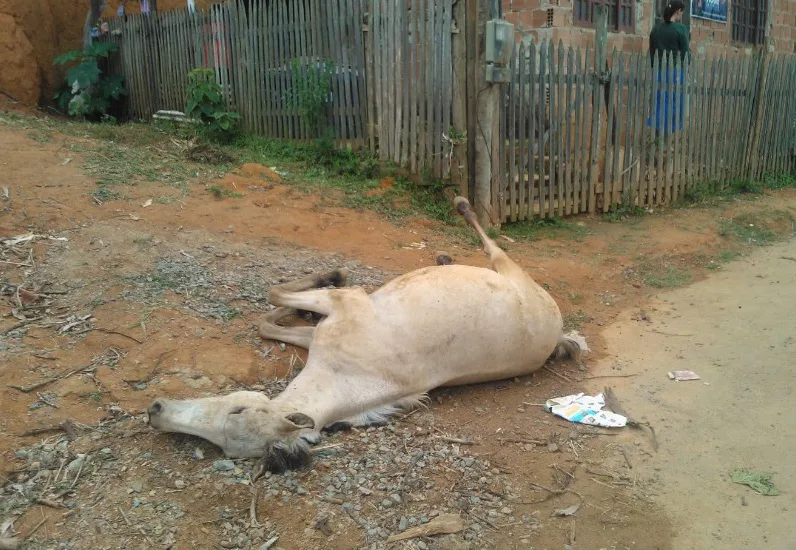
top-left (503, 0), bottom-right (796, 55)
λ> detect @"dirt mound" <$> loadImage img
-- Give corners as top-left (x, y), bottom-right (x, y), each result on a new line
top-left (0, 0), bottom-right (215, 107)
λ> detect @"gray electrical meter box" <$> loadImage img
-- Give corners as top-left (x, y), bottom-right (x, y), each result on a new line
top-left (485, 19), bottom-right (514, 66)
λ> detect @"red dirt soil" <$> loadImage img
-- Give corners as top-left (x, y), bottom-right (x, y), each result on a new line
top-left (1, 109), bottom-right (795, 549)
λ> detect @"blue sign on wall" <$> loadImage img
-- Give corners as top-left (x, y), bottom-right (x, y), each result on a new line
top-left (692, 0), bottom-right (728, 23)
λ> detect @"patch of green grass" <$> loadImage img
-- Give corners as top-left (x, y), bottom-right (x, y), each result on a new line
top-left (760, 172), bottom-right (796, 190)
top-left (156, 195), bottom-right (176, 204)
top-left (642, 265), bottom-right (691, 288)
top-left (91, 185), bottom-right (121, 202)
top-left (707, 250), bottom-right (741, 270)
top-left (680, 173), bottom-right (795, 207)
top-left (718, 210), bottom-right (794, 246)
top-left (27, 130), bottom-right (52, 143)
top-left (83, 141), bottom-right (198, 189)
top-left (217, 306), bottom-right (242, 322)
top-left (564, 310), bottom-right (593, 331)
top-left (208, 184), bottom-right (244, 199)
top-left (133, 236), bottom-right (154, 248)
top-left (603, 202), bottom-right (647, 222)
top-left (501, 217), bottom-right (592, 242)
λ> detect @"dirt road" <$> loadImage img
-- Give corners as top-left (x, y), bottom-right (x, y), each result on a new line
top-left (592, 238), bottom-right (796, 549)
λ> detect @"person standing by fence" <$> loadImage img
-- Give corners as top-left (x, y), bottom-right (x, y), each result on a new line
top-left (647, 1), bottom-right (690, 186)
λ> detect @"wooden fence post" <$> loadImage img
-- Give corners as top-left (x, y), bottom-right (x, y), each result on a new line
top-left (472, 0), bottom-right (502, 228)
top-left (451, 0), bottom-right (469, 197)
top-left (587, 5), bottom-right (607, 213)
top-left (746, 43), bottom-right (772, 180)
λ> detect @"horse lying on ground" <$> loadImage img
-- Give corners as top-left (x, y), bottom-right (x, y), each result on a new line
top-left (147, 196), bottom-right (581, 472)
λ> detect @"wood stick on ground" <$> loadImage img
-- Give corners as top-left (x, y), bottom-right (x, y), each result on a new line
top-left (94, 328), bottom-right (143, 344)
top-left (580, 373), bottom-right (638, 380)
top-left (118, 507), bottom-right (132, 527)
top-left (34, 498), bottom-right (65, 509)
top-left (249, 488), bottom-right (260, 528)
top-left (544, 365), bottom-right (573, 383)
top-left (23, 518), bottom-right (47, 540)
top-left (469, 511), bottom-right (499, 530)
top-left (8, 360), bottom-right (104, 393)
top-left (621, 448), bottom-right (633, 469)
top-left (36, 392), bottom-right (59, 409)
top-left (500, 438), bottom-right (547, 446)
top-left (435, 435), bottom-right (475, 445)
top-left (527, 482), bottom-right (586, 504)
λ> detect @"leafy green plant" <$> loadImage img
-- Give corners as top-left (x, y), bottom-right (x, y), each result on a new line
top-left (289, 59), bottom-right (334, 136)
top-left (185, 68), bottom-right (240, 141)
top-left (53, 42), bottom-right (127, 119)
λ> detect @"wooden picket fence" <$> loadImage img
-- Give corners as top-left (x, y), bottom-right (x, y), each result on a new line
top-left (502, 40), bottom-right (796, 221)
top-left (102, 0), bottom-right (459, 178)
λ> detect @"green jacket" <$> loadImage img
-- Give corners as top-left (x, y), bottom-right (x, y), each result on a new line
top-left (649, 22), bottom-right (690, 66)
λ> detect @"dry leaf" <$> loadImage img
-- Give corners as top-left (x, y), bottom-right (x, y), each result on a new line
top-left (386, 514), bottom-right (464, 543)
top-left (18, 288), bottom-right (42, 306)
top-left (141, 199), bottom-right (153, 208)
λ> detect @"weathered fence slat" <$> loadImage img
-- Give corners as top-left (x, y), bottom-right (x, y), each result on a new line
top-left (563, 47), bottom-right (574, 215)
top-left (602, 48), bottom-right (618, 212)
top-left (555, 41), bottom-right (565, 217)
top-left (526, 40), bottom-right (537, 220)
top-left (508, 46), bottom-right (518, 223)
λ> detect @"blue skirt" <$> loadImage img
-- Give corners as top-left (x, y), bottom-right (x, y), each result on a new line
top-left (647, 68), bottom-right (685, 136)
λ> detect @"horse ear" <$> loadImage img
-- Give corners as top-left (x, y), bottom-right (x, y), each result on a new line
top-left (283, 412), bottom-right (315, 430)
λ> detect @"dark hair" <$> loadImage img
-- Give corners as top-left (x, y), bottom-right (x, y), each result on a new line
top-left (663, 1), bottom-right (685, 22)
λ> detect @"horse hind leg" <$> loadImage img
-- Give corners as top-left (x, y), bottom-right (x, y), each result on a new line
top-left (453, 196), bottom-right (523, 278)
top-left (267, 268), bottom-right (348, 316)
top-left (257, 307), bottom-right (315, 349)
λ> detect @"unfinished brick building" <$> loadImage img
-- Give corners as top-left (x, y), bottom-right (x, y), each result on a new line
top-left (502, 0), bottom-right (796, 54)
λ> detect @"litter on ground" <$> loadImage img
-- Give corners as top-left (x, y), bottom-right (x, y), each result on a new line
top-left (730, 468), bottom-right (779, 496)
top-left (544, 392), bottom-right (627, 428)
top-left (667, 370), bottom-right (701, 381)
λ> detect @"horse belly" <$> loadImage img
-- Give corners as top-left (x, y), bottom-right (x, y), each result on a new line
top-left (370, 267), bottom-right (560, 388)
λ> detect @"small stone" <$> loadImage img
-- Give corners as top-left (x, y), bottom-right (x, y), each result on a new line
top-left (417, 542), bottom-right (428, 550)
top-left (193, 448), bottom-right (205, 460)
top-left (130, 481), bottom-right (143, 493)
top-left (399, 517), bottom-right (408, 531)
top-left (389, 493), bottom-right (401, 504)
top-left (547, 443), bottom-right (559, 453)
top-left (100, 448), bottom-right (112, 456)
top-left (500, 507), bottom-right (513, 515)
top-left (213, 459), bottom-right (236, 472)
top-left (65, 455), bottom-right (86, 475)
top-left (175, 480), bottom-right (186, 489)
top-left (382, 499), bottom-right (394, 509)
